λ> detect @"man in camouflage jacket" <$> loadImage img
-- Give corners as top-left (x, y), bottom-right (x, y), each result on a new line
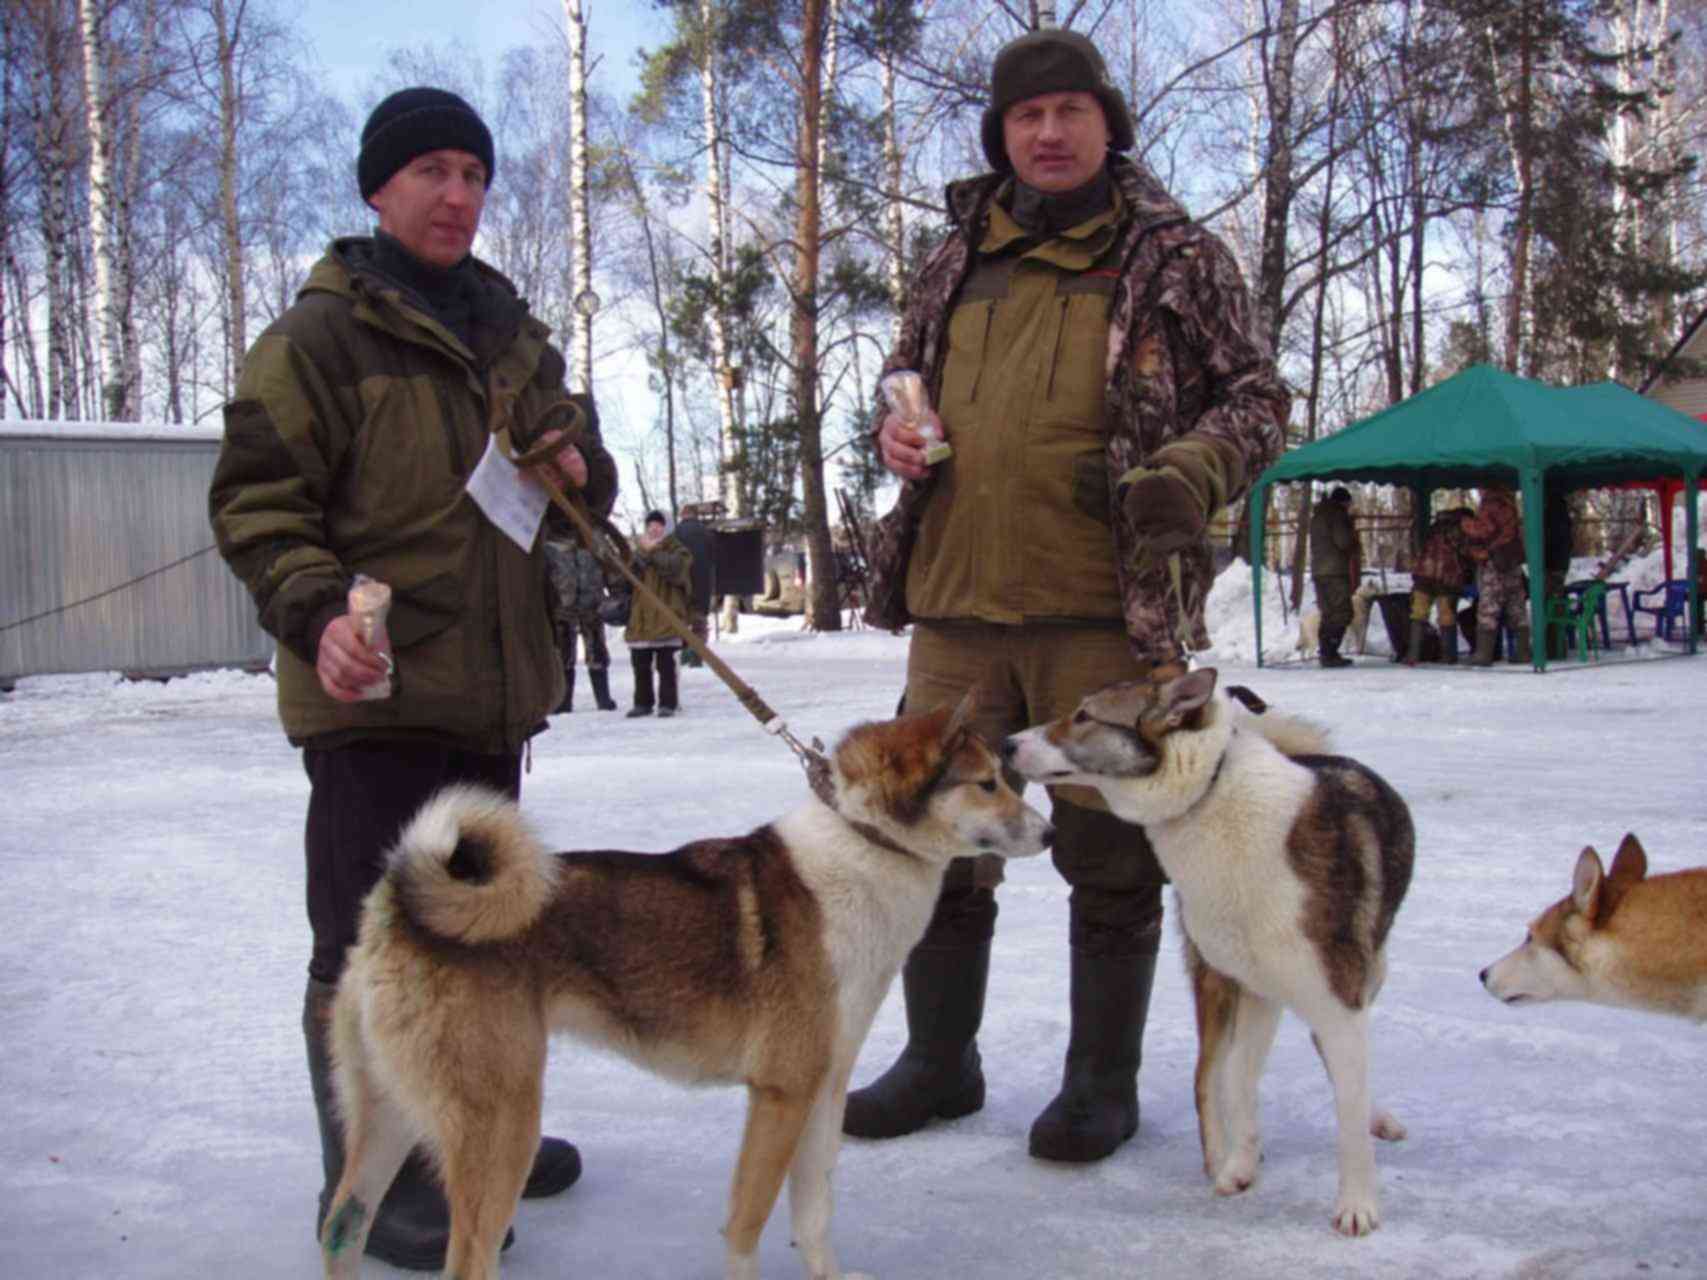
top-left (848, 31), bottom-right (1289, 1166)
top-left (1462, 484), bottom-right (1530, 665)
top-left (208, 88), bottom-right (611, 1269)
top-left (545, 535), bottom-right (616, 711)
top-left (1406, 506), bottom-right (1473, 665)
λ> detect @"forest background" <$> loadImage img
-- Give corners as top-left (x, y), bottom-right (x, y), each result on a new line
top-left (6, 0), bottom-right (1706, 628)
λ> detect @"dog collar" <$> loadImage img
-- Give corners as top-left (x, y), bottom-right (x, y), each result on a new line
top-left (802, 753), bottom-right (921, 860)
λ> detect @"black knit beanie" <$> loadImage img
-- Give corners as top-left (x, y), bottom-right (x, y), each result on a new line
top-left (979, 30), bottom-right (1136, 172)
top-left (357, 87), bottom-right (495, 201)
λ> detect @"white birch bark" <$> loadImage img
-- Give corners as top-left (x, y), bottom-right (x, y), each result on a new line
top-left (213, 0), bottom-right (246, 388)
top-left (563, 0), bottom-right (594, 392)
top-left (881, 38), bottom-right (905, 345)
top-left (31, 39), bottom-right (74, 418)
top-left (78, 0), bottom-right (126, 418)
top-left (700, 0), bottom-right (740, 521)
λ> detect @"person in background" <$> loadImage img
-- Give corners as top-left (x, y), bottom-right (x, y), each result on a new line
top-left (851, 28), bottom-right (1289, 1165)
top-left (1463, 483), bottom-right (1530, 665)
top-left (544, 534), bottom-right (618, 712)
top-left (208, 86), bottom-right (616, 1270)
top-left (1406, 506), bottom-right (1473, 666)
top-left (624, 510), bottom-right (693, 718)
top-left (1309, 486), bottom-right (1360, 668)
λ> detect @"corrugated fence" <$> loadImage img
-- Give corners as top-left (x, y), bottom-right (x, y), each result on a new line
top-left (1, 422), bottom-right (273, 683)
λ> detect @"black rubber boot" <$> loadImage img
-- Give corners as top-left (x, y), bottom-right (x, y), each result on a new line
top-left (1441, 623), bottom-right (1459, 665)
top-left (588, 668), bottom-right (617, 710)
top-left (1028, 949), bottom-right (1158, 1163)
top-left (556, 664), bottom-right (576, 714)
top-left (1510, 627), bottom-right (1532, 665)
top-left (1404, 619), bottom-right (1426, 667)
top-left (842, 941), bottom-right (990, 1139)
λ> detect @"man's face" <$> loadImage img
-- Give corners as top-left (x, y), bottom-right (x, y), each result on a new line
top-left (1001, 91), bottom-right (1110, 193)
top-left (645, 519), bottom-right (666, 542)
top-left (367, 149), bottom-right (488, 269)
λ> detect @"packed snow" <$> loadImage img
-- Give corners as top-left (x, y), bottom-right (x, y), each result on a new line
top-left (3, 559), bottom-right (1703, 1280)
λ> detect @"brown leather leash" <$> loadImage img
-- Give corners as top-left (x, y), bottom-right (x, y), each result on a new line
top-left (508, 432), bottom-right (841, 798)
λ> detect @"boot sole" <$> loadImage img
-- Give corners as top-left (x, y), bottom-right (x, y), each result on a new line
top-left (842, 1083), bottom-right (985, 1139)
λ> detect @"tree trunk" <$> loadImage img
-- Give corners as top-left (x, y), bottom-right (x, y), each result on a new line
top-left (1253, 0), bottom-right (1298, 352)
top-left (79, 0), bottom-right (126, 418)
top-left (792, 0), bottom-right (836, 631)
top-left (564, 0), bottom-right (594, 393)
top-left (214, 0), bottom-right (246, 389)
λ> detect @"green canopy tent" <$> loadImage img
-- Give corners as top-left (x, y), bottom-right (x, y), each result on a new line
top-left (1247, 364), bottom-right (1706, 670)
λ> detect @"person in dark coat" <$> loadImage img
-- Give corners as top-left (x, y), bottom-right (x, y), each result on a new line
top-left (1309, 487), bottom-right (1360, 668)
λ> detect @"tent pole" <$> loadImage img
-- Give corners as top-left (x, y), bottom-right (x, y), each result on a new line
top-left (1688, 470), bottom-right (1701, 657)
top-left (1521, 468), bottom-right (1547, 671)
top-left (1251, 483), bottom-right (1268, 668)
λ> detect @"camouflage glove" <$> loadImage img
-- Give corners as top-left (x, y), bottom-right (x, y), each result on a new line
top-left (1117, 439), bottom-right (1239, 553)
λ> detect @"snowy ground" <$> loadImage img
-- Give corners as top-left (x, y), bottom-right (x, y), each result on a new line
top-left (3, 573), bottom-right (1704, 1280)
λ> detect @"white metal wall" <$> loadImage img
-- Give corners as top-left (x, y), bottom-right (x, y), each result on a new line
top-left (1, 422), bottom-right (273, 682)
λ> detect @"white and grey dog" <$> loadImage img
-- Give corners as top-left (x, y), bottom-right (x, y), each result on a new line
top-left (1004, 665), bottom-right (1414, 1236)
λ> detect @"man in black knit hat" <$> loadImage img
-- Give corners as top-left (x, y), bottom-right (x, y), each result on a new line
top-left (853, 30), bottom-right (1289, 1163)
top-left (210, 86), bottom-right (616, 1270)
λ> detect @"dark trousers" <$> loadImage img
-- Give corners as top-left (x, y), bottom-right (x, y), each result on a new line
top-left (302, 741), bottom-right (521, 983)
top-left (1314, 574), bottom-right (1353, 650)
top-left (630, 647), bottom-right (679, 710)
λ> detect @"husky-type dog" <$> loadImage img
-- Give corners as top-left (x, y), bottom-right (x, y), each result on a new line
top-left (1003, 665), bottom-right (1413, 1237)
top-left (1480, 833), bottom-right (1707, 1021)
top-left (321, 696), bottom-right (1052, 1280)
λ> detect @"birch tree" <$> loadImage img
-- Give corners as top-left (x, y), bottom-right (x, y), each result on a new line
top-left (563, 0), bottom-right (595, 391)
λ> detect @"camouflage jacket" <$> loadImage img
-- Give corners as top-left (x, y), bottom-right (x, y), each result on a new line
top-left (1412, 510), bottom-right (1473, 594)
top-left (862, 156), bottom-right (1290, 658)
top-left (545, 537), bottom-right (606, 618)
top-left (1463, 489), bottom-right (1525, 571)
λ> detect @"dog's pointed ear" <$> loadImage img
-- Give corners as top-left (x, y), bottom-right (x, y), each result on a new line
top-left (1570, 846), bottom-right (1606, 921)
top-left (1597, 833), bottom-right (1648, 922)
top-left (1161, 667), bottom-right (1217, 726)
top-left (943, 685), bottom-right (978, 743)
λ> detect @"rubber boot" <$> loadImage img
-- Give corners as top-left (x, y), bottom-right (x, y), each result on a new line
top-left (1404, 620), bottom-right (1426, 668)
top-left (1029, 949), bottom-right (1157, 1163)
top-left (1467, 627), bottom-right (1498, 666)
top-left (1441, 623), bottom-right (1459, 665)
top-left (842, 942), bottom-right (990, 1139)
top-left (1319, 640), bottom-right (1351, 669)
top-left (1510, 627), bottom-right (1532, 665)
top-left (556, 664), bottom-right (576, 714)
top-left (588, 667), bottom-right (617, 711)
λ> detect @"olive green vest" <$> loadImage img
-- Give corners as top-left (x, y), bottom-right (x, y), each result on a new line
top-left (905, 196), bottom-right (1124, 623)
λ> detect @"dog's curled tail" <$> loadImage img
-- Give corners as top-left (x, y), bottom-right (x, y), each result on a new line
top-left (1244, 707), bottom-right (1331, 759)
top-left (386, 784), bottom-right (560, 944)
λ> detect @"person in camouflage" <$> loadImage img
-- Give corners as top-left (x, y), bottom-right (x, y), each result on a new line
top-left (851, 30), bottom-right (1289, 1165)
top-left (1406, 506), bottom-right (1473, 666)
top-left (544, 535), bottom-right (617, 711)
top-left (1463, 484), bottom-right (1530, 665)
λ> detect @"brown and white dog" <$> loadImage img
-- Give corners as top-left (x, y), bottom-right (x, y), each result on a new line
top-left (319, 696), bottom-right (1052, 1280)
top-left (1003, 665), bottom-right (1414, 1236)
top-left (1480, 834), bottom-right (1707, 1021)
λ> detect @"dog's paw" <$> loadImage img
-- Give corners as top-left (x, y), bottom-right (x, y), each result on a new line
top-left (1331, 1195), bottom-right (1381, 1237)
top-left (1212, 1147), bottom-right (1259, 1196)
top-left (1370, 1109), bottom-right (1406, 1142)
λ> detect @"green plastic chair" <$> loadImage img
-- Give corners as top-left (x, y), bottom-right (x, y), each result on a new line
top-left (1545, 580), bottom-right (1607, 662)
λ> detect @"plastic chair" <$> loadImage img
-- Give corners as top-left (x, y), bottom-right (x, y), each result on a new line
top-left (1545, 580), bottom-right (1606, 662)
top-left (1632, 579), bottom-right (1693, 642)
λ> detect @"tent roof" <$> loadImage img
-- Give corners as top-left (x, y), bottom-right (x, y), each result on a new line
top-left (1257, 364), bottom-right (1707, 492)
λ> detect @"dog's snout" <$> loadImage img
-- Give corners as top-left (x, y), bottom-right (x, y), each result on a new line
top-left (1040, 823), bottom-right (1056, 848)
top-left (1000, 737), bottom-right (1018, 762)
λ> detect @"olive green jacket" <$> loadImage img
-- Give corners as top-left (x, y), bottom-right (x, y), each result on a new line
top-left (624, 534), bottom-right (693, 647)
top-left (209, 238), bottom-right (619, 753)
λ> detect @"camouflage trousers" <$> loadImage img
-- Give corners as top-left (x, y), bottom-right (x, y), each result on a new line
top-left (1476, 562), bottom-right (1529, 632)
top-left (553, 608), bottom-right (610, 671)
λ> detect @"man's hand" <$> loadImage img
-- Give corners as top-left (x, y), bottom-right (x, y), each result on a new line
top-left (1118, 466), bottom-right (1207, 553)
top-left (535, 428), bottom-right (589, 490)
top-left (315, 614), bottom-right (390, 703)
top-left (877, 410), bottom-right (945, 482)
